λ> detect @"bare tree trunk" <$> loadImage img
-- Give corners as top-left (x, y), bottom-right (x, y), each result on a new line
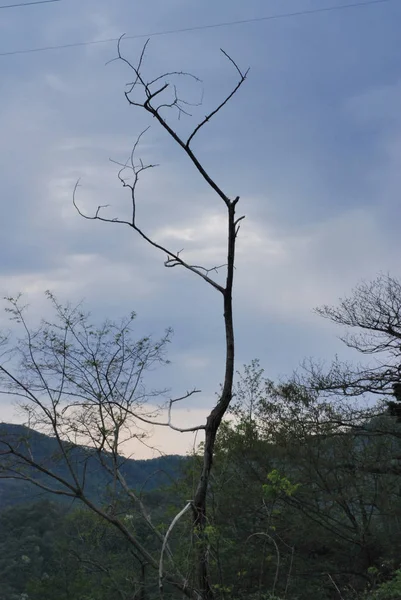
top-left (192, 200), bottom-right (238, 598)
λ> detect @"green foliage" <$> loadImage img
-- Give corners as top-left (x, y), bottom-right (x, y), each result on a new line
top-left (263, 469), bottom-right (300, 500)
top-left (0, 501), bottom-right (64, 600)
top-left (3, 357), bottom-right (401, 600)
top-left (182, 361), bottom-right (401, 600)
top-left (366, 571), bottom-right (401, 600)
top-left (0, 494), bottom-right (184, 600)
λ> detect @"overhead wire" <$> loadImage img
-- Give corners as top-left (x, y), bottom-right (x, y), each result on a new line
top-left (0, 0), bottom-right (397, 57)
top-left (0, 0), bottom-right (60, 9)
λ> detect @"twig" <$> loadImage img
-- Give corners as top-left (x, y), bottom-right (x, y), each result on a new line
top-left (326, 573), bottom-right (345, 599)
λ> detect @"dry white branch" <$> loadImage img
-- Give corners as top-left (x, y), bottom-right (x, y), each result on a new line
top-left (159, 502), bottom-right (193, 596)
top-left (245, 532), bottom-right (281, 597)
top-left (109, 389), bottom-right (207, 433)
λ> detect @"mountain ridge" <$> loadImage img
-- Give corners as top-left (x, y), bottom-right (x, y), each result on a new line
top-left (0, 422), bottom-right (187, 509)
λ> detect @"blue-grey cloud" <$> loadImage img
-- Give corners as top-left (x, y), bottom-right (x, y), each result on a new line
top-left (1, 0), bottom-right (401, 454)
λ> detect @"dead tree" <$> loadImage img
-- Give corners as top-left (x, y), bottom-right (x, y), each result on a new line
top-left (73, 39), bottom-right (248, 599)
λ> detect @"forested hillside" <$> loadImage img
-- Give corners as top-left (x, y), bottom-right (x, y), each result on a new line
top-left (2, 398), bottom-right (401, 599)
top-left (0, 423), bottom-right (186, 508)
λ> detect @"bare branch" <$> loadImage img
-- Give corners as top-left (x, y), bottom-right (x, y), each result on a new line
top-left (73, 133), bottom-right (226, 294)
top-left (159, 502), bottom-right (193, 597)
top-left (186, 49), bottom-right (249, 148)
top-left (113, 39), bottom-right (248, 208)
top-left (110, 389), bottom-right (206, 433)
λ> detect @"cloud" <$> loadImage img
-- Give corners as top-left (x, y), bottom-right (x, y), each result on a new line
top-left (235, 207), bottom-right (393, 320)
top-left (1, 0), bottom-right (401, 453)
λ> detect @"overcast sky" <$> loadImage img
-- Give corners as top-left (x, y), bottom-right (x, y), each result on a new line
top-left (1, 0), bottom-right (401, 457)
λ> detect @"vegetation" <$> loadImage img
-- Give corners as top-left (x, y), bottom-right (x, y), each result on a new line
top-left (2, 377), bottom-right (401, 600)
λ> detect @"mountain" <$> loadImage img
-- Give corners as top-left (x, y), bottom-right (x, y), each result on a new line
top-left (0, 423), bottom-right (187, 510)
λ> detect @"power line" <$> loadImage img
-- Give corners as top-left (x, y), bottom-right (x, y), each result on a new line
top-left (0, 0), bottom-right (396, 57)
top-left (0, 0), bottom-right (60, 9)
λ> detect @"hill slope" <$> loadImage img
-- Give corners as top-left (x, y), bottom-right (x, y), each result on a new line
top-left (0, 423), bottom-right (186, 509)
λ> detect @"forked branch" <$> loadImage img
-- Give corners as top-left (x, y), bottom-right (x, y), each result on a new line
top-left (114, 37), bottom-right (248, 208)
top-left (73, 171), bottom-right (225, 295)
top-left (186, 49), bottom-right (249, 147)
top-left (110, 389), bottom-right (206, 433)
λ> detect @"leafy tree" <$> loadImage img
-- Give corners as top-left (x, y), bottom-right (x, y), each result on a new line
top-left (179, 360), bottom-right (401, 600)
top-left (0, 294), bottom-right (186, 598)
